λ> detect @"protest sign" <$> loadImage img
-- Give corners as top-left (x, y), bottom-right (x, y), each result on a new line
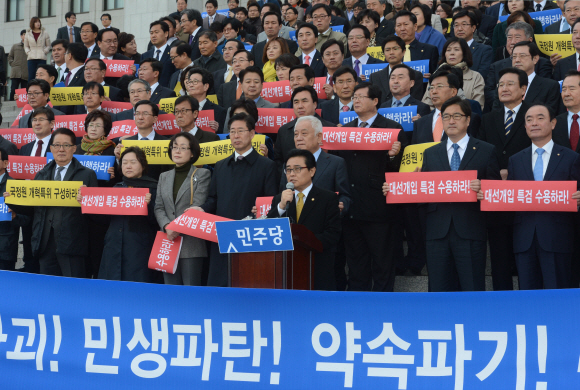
top-left (54, 114), bottom-right (87, 137)
top-left (103, 59), bottom-right (134, 77)
top-left (480, 180), bottom-right (578, 211)
top-left (15, 88), bottom-right (27, 108)
top-left (385, 171), bottom-right (478, 203)
top-left (321, 127), bottom-right (401, 150)
top-left (0, 128), bottom-right (36, 149)
top-left (216, 218), bottom-right (294, 253)
top-left (197, 135), bottom-right (266, 165)
top-left (256, 196), bottom-right (274, 218)
top-left (48, 153), bottom-right (114, 181)
top-left (196, 110), bottom-right (216, 132)
top-left (5, 179), bottom-right (83, 207)
top-left (7, 156), bottom-right (47, 180)
top-left (167, 208), bottom-right (233, 242)
top-left (0, 198), bottom-right (11, 221)
top-left (50, 86), bottom-right (110, 106)
top-left (399, 142), bottom-right (440, 172)
top-left (148, 232), bottom-right (183, 274)
top-left (121, 140), bottom-right (173, 165)
top-left (536, 34), bottom-right (575, 58)
top-left (80, 187), bottom-right (149, 215)
top-left (101, 101), bottom-right (133, 114)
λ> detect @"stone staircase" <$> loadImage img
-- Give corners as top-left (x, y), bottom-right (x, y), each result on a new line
top-left (0, 100), bottom-right (20, 128)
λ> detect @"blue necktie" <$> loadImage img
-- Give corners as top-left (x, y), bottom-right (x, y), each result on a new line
top-left (155, 49), bottom-right (161, 60)
top-left (393, 100), bottom-right (402, 107)
top-left (450, 144), bottom-right (460, 171)
top-left (534, 148), bottom-right (545, 181)
top-left (505, 109), bottom-right (513, 136)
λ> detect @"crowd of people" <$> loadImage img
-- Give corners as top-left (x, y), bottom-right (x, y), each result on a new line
top-left (0, 0), bottom-right (579, 293)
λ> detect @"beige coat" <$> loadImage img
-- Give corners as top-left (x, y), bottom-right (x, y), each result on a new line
top-left (8, 42), bottom-right (28, 79)
top-left (422, 63), bottom-right (485, 110)
top-left (23, 27), bottom-right (51, 60)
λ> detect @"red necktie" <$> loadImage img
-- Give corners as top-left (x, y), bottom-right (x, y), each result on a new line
top-left (65, 72), bottom-right (72, 87)
top-left (304, 55), bottom-right (310, 65)
top-left (329, 75), bottom-right (333, 86)
top-left (35, 140), bottom-right (43, 157)
top-left (571, 114), bottom-right (579, 151)
top-left (342, 105), bottom-right (349, 112)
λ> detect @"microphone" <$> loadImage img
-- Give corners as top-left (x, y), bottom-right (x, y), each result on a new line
top-left (285, 182), bottom-right (294, 211)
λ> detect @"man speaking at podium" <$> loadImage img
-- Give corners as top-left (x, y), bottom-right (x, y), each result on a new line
top-left (267, 149), bottom-right (342, 290)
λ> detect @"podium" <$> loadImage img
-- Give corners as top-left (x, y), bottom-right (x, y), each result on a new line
top-left (228, 224), bottom-right (322, 289)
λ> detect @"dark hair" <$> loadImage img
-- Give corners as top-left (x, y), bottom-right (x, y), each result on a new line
top-left (321, 38), bottom-right (345, 56)
top-left (65, 11), bottom-right (76, 20)
top-left (390, 63), bottom-right (415, 80)
top-left (512, 41), bottom-right (541, 58)
top-left (437, 3), bottom-right (453, 18)
top-left (224, 18), bottom-right (242, 32)
top-left (429, 68), bottom-right (462, 90)
top-left (84, 109), bottom-right (113, 136)
top-left (187, 67), bottom-right (214, 90)
top-left (169, 132), bottom-right (201, 163)
top-left (83, 82), bottom-right (105, 97)
top-left (20, 29), bottom-right (26, 35)
top-left (410, 3), bottom-right (432, 26)
top-left (150, 20), bottom-right (170, 37)
top-left (285, 148), bottom-right (316, 170)
top-left (262, 11), bottom-right (283, 26)
top-left (30, 106), bottom-right (55, 121)
top-left (289, 64), bottom-right (315, 81)
top-left (382, 35), bottom-right (406, 52)
top-left (297, 22), bottom-right (319, 37)
top-left (275, 53), bottom-right (300, 69)
top-left (230, 98), bottom-right (259, 123)
top-left (439, 37), bottom-right (473, 67)
top-left (81, 21), bottom-right (99, 33)
top-left (355, 9), bottom-right (381, 27)
top-left (248, 2), bottom-right (260, 11)
top-left (224, 38), bottom-right (245, 51)
top-left (506, 10), bottom-right (535, 28)
top-left (97, 28), bottom-right (118, 42)
top-left (134, 100), bottom-right (160, 116)
top-left (311, 3), bottom-right (332, 16)
top-left (116, 75), bottom-right (136, 101)
top-left (354, 82), bottom-right (381, 108)
top-left (528, 103), bottom-right (556, 121)
top-left (51, 39), bottom-right (69, 50)
top-left (332, 66), bottom-right (357, 84)
top-left (120, 146), bottom-right (149, 174)
top-left (182, 9), bottom-right (204, 27)
top-left (29, 17), bottom-right (41, 30)
top-left (292, 85), bottom-right (318, 104)
top-left (210, 21), bottom-right (224, 33)
top-left (0, 148), bottom-right (8, 162)
top-left (199, 30), bottom-right (218, 42)
top-left (175, 95), bottom-right (200, 112)
top-left (228, 112), bottom-right (256, 131)
top-left (235, 7), bottom-right (249, 16)
top-left (160, 16), bottom-right (177, 29)
top-left (239, 66), bottom-right (264, 83)
top-left (52, 128), bottom-right (76, 146)
top-left (67, 42), bottom-right (88, 63)
top-left (27, 79), bottom-right (51, 94)
top-left (140, 58), bottom-right (163, 77)
top-left (36, 65), bottom-right (58, 85)
top-left (573, 18), bottom-right (580, 32)
top-left (262, 3), bottom-right (281, 14)
top-left (174, 42), bottom-right (193, 58)
top-left (395, 10), bottom-right (417, 24)
top-left (564, 69), bottom-right (580, 83)
top-left (86, 58), bottom-right (107, 71)
top-left (206, 0), bottom-right (218, 7)
top-left (498, 67), bottom-right (528, 88)
top-left (349, 24), bottom-right (371, 40)
top-left (441, 96), bottom-right (471, 117)
top-left (118, 32), bottom-right (135, 55)
top-left (285, 7), bottom-right (298, 16)
top-left (452, 10), bottom-right (477, 27)
top-left (501, 0), bottom-right (533, 14)
top-left (101, 13), bottom-right (112, 20)
top-left (262, 37), bottom-right (290, 64)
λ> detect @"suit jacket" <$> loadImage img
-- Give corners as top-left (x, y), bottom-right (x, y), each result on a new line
top-left (300, 51), bottom-right (326, 77)
top-left (123, 133), bottom-right (170, 181)
top-left (553, 53), bottom-right (577, 81)
top-left (203, 13), bottom-right (227, 29)
top-left (189, 27), bottom-right (208, 61)
top-left (141, 45), bottom-right (176, 88)
top-left (90, 52), bottom-right (131, 87)
top-left (217, 79), bottom-right (238, 109)
top-left (375, 18), bottom-right (395, 47)
top-left (478, 14), bottom-right (497, 40)
top-left (60, 66), bottom-right (87, 114)
top-left (508, 143), bottom-right (580, 253)
top-left (212, 68), bottom-right (235, 94)
top-left (485, 2), bottom-right (502, 22)
top-left (56, 26), bottom-right (81, 43)
top-left (341, 55), bottom-right (384, 74)
top-left (155, 166), bottom-right (211, 258)
top-left (380, 96), bottom-right (431, 117)
top-left (115, 109), bottom-right (135, 121)
top-left (20, 134), bottom-right (53, 157)
top-left (412, 111), bottom-right (481, 144)
top-left (192, 127), bottom-right (221, 143)
top-left (477, 102), bottom-right (531, 169)
top-left (251, 38), bottom-right (298, 69)
top-left (224, 97), bottom-right (278, 130)
top-left (267, 185), bottom-right (341, 290)
top-left (537, 0), bottom-right (560, 11)
top-left (524, 76), bottom-right (563, 114)
top-left (192, 50), bottom-right (227, 73)
top-left (470, 41), bottom-right (493, 80)
top-left (408, 39), bottom-right (440, 74)
top-left (104, 83), bottom-right (122, 102)
top-left (169, 68), bottom-right (182, 92)
top-left (319, 97), bottom-right (349, 125)
top-left (0, 136), bottom-right (18, 156)
top-left (545, 19), bottom-right (569, 34)
top-left (201, 100), bottom-right (227, 134)
top-left (552, 112), bottom-right (580, 154)
top-left (18, 108), bottom-right (65, 129)
top-left (150, 85), bottom-right (177, 104)
top-left (369, 65), bottom-right (424, 104)
top-left (422, 137), bottom-right (500, 241)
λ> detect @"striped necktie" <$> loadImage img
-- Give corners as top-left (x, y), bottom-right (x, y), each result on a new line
top-left (505, 109), bottom-right (514, 136)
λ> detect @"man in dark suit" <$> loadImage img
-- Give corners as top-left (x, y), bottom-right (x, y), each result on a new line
top-left (217, 50), bottom-right (255, 108)
top-left (56, 12), bottom-right (81, 43)
top-left (459, 5), bottom-right (496, 40)
top-left (413, 70), bottom-right (481, 144)
top-left (169, 43), bottom-right (195, 93)
top-left (83, 58), bottom-right (122, 102)
top-left (192, 31), bottom-right (228, 73)
top-left (268, 149), bottom-right (342, 290)
top-left (195, 113), bottom-right (278, 286)
top-left (203, 0), bottom-right (227, 29)
top-left (477, 67), bottom-right (531, 290)
top-left (115, 79), bottom-right (168, 121)
top-left (335, 82), bottom-right (407, 292)
top-left (279, 65), bottom-right (319, 109)
top-left (379, 64), bottom-right (431, 116)
top-left (174, 96), bottom-right (220, 143)
top-left (544, 1), bottom-right (576, 34)
top-left (187, 68), bottom-right (226, 133)
top-left (73, 82), bottom-right (106, 116)
top-left (212, 39), bottom-right (244, 93)
top-left (295, 24), bottom-right (326, 77)
top-left (507, 104), bottom-right (580, 289)
top-left (138, 59), bottom-right (177, 104)
top-left (251, 12), bottom-right (298, 69)
top-left (141, 21), bottom-right (176, 88)
top-left (320, 39), bottom-right (346, 99)
top-left (341, 24), bottom-right (384, 78)
top-left (369, 36), bottom-right (424, 105)
top-left (181, 9), bottom-right (206, 61)
top-left (90, 29), bottom-right (131, 87)
top-left (80, 22), bottom-right (100, 58)
top-left (553, 20), bottom-right (580, 81)
top-left (394, 11), bottom-right (440, 74)
top-left (532, 0), bottom-right (560, 11)
top-left (452, 10), bottom-right (493, 79)
top-left (17, 80), bottom-right (65, 128)
top-left (366, 0), bottom-right (395, 45)
top-left (319, 66), bottom-right (356, 125)
top-left (59, 43), bottom-right (88, 115)
top-left (100, 14), bottom-right (120, 35)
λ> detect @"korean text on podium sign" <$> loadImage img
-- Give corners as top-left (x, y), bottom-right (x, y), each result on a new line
top-left (216, 218), bottom-right (294, 254)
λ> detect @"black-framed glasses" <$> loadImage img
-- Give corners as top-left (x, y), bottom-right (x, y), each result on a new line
top-left (284, 166), bottom-right (308, 174)
top-left (442, 113), bottom-right (467, 121)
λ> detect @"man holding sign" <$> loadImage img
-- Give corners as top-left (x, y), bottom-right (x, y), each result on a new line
top-left (174, 96), bottom-right (220, 143)
top-left (17, 79), bottom-right (65, 129)
top-left (379, 63), bottom-right (430, 116)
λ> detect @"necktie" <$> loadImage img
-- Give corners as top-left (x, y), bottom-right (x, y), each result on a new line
top-left (505, 109), bottom-right (514, 136)
top-left (296, 192), bottom-right (304, 221)
top-left (329, 75), bottom-right (333, 86)
top-left (65, 72), bottom-right (72, 87)
top-left (55, 166), bottom-right (65, 181)
top-left (571, 114), bottom-right (579, 151)
top-left (155, 49), bottom-right (161, 60)
top-left (189, 35), bottom-right (193, 45)
top-left (450, 144), bottom-right (460, 171)
top-left (34, 140), bottom-right (43, 157)
top-left (236, 155), bottom-right (244, 162)
top-left (404, 44), bottom-right (411, 62)
top-left (354, 59), bottom-right (360, 77)
top-left (69, 27), bottom-right (74, 43)
top-left (562, 18), bottom-right (570, 32)
top-left (393, 100), bottom-right (402, 107)
top-left (236, 83), bottom-right (242, 99)
top-left (536, 3), bottom-right (541, 11)
top-left (433, 113), bottom-right (443, 142)
top-left (57, 67), bottom-right (62, 83)
top-left (304, 55), bottom-right (311, 65)
top-left (534, 148), bottom-right (545, 181)
top-left (359, 121), bottom-right (368, 128)
top-left (225, 67), bottom-right (233, 82)
top-left (140, 137), bottom-right (148, 140)
top-left (342, 105), bottom-right (350, 112)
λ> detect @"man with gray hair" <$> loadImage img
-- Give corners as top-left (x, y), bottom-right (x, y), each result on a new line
top-left (115, 79), bottom-right (168, 120)
top-left (192, 31), bottom-right (227, 72)
top-left (484, 21), bottom-right (553, 112)
top-left (545, 0), bottom-right (580, 33)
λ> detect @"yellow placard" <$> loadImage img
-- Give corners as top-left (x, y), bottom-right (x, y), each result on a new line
top-left (197, 134), bottom-right (266, 165)
top-left (367, 46), bottom-right (385, 61)
top-left (5, 180), bottom-right (84, 207)
top-left (50, 86), bottom-right (110, 106)
top-left (399, 142), bottom-right (439, 172)
top-left (159, 97), bottom-right (177, 114)
top-left (121, 140), bottom-right (173, 165)
top-left (535, 34), bottom-right (574, 58)
top-left (207, 94), bottom-right (218, 104)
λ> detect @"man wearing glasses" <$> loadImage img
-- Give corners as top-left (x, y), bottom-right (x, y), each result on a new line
top-left (451, 10), bottom-right (492, 79)
top-left (310, 4), bottom-right (347, 53)
top-left (185, 68), bottom-right (226, 133)
top-left (16, 79), bottom-right (65, 129)
top-left (217, 50), bottom-right (255, 108)
top-left (74, 82), bottom-right (107, 116)
top-left (79, 22), bottom-right (100, 58)
top-left (90, 29), bottom-right (130, 87)
top-left (115, 79), bottom-right (167, 121)
top-left (169, 43), bottom-right (194, 93)
top-left (174, 95), bottom-right (220, 143)
top-left (83, 58), bottom-right (122, 102)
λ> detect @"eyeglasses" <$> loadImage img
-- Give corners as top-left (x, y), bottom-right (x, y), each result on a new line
top-left (510, 53), bottom-right (530, 60)
top-left (31, 118), bottom-right (49, 123)
top-left (174, 108), bottom-right (193, 115)
top-left (229, 129), bottom-right (250, 136)
top-left (223, 28), bottom-right (234, 33)
top-left (428, 84), bottom-right (450, 92)
top-left (188, 79), bottom-right (204, 85)
top-left (284, 166), bottom-right (308, 174)
top-left (129, 89), bottom-right (150, 95)
top-left (88, 123), bottom-right (104, 129)
top-left (351, 95), bottom-right (370, 101)
top-left (232, 58), bottom-right (249, 65)
top-left (312, 14), bottom-right (329, 20)
top-left (171, 145), bottom-right (191, 152)
top-left (80, 30), bottom-right (94, 34)
top-left (135, 112), bottom-right (154, 117)
top-left (498, 81), bottom-right (518, 88)
top-left (51, 144), bottom-right (74, 150)
top-left (102, 39), bottom-right (118, 45)
top-left (170, 56), bottom-right (178, 61)
top-left (27, 92), bottom-right (45, 97)
top-left (348, 35), bottom-right (366, 41)
top-left (442, 113), bottom-right (467, 121)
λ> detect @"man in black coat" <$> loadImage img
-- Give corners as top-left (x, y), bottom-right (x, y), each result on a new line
top-left (185, 68), bottom-right (226, 133)
top-left (83, 58), bottom-right (123, 102)
top-left (379, 64), bottom-right (431, 117)
top-left (341, 24), bottom-right (384, 78)
top-left (196, 113), bottom-right (278, 286)
top-left (141, 20), bottom-right (177, 88)
top-left (366, 0), bottom-right (395, 45)
top-left (138, 59), bottom-right (177, 104)
top-left (60, 43), bottom-right (88, 115)
top-left (90, 29), bottom-right (131, 87)
top-left (451, 10), bottom-right (493, 79)
top-left (192, 31), bottom-right (228, 73)
top-left (295, 24), bottom-right (327, 77)
top-left (394, 11), bottom-right (440, 74)
top-left (56, 12), bottom-right (81, 43)
top-left (268, 149), bottom-right (341, 290)
top-left (28, 128), bottom-right (98, 277)
top-left (553, 20), bottom-right (580, 81)
top-left (180, 9), bottom-right (206, 61)
top-left (174, 96), bottom-right (220, 143)
top-left (319, 66), bottom-right (356, 125)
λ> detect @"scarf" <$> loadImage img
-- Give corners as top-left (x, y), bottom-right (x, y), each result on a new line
top-left (263, 60), bottom-right (277, 82)
top-left (123, 175), bottom-right (158, 189)
top-left (440, 61), bottom-right (468, 73)
top-left (80, 135), bottom-right (116, 155)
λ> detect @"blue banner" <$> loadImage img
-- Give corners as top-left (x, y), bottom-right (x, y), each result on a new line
top-left (244, 44), bottom-right (253, 51)
top-left (339, 111), bottom-right (359, 125)
top-left (289, 30), bottom-right (297, 42)
top-left (0, 197), bottom-right (11, 221)
top-left (47, 153), bottom-right (115, 181)
top-left (1, 271), bottom-right (580, 388)
top-left (331, 25), bottom-right (344, 34)
top-left (378, 106), bottom-right (417, 133)
top-left (216, 218), bottom-right (293, 253)
top-left (499, 8), bottom-right (561, 28)
top-left (361, 63), bottom-right (388, 77)
top-left (201, 9), bottom-right (230, 19)
top-left (361, 61), bottom-right (429, 82)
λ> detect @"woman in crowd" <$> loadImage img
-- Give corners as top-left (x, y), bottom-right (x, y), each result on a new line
top-left (24, 17), bottom-right (51, 82)
top-left (435, 2), bottom-right (452, 20)
top-left (494, 11), bottom-right (537, 61)
top-left (415, 0), bottom-right (444, 33)
top-left (410, 3), bottom-right (446, 53)
top-left (118, 32), bottom-right (141, 64)
top-left (492, 1), bottom-right (542, 53)
top-left (263, 37), bottom-right (290, 82)
top-left (422, 37), bottom-right (485, 110)
top-left (35, 64), bottom-right (58, 87)
top-left (356, 10), bottom-right (381, 47)
top-left (155, 133), bottom-right (211, 285)
top-left (275, 53), bottom-right (300, 81)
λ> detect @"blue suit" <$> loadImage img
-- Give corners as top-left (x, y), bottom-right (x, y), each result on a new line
top-left (469, 41), bottom-right (493, 80)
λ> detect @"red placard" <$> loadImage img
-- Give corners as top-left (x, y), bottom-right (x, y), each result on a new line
top-left (166, 208), bottom-right (233, 243)
top-left (148, 232), bottom-right (183, 274)
top-left (480, 180), bottom-right (578, 212)
top-left (322, 127), bottom-right (401, 150)
top-left (103, 60), bottom-right (134, 77)
top-left (196, 110), bottom-right (216, 132)
top-left (108, 120), bottom-right (137, 139)
top-left (256, 108), bottom-right (296, 134)
top-left (0, 128), bottom-right (36, 149)
top-left (312, 77), bottom-right (330, 100)
top-left (154, 114), bottom-right (181, 137)
top-left (7, 156), bottom-right (47, 179)
top-left (385, 171), bottom-right (478, 203)
top-left (260, 80), bottom-right (292, 103)
top-left (101, 100), bottom-right (133, 114)
top-left (54, 114), bottom-right (87, 137)
top-left (256, 196), bottom-right (274, 218)
top-left (15, 88), bottom-right (27, 108)
top-left (80, 187), bottom-right (149, 215)
top-left (11, 104), bottom-right (33, 127)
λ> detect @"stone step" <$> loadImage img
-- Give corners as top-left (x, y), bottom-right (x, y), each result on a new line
top-left (1, 101), bottom-right (21, 128)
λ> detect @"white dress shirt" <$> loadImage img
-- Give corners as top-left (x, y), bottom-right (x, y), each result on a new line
top-left (153, 43), bottom-right (168, 60)
top-left (466, 39), bottom-right (474, 47)
top-left (352, 53), bottom-right (370, 65)
top-left (277, 182), bottom-right (313, 215)
top-left (30, 134), bottom-right (51, 157)
top-left (302, 49), bottom-right (317, 64)
top-left (55, 63), bottom-right (67, 83)
top-left (313, 148), bottom-right (322, 161)
top-left (188, 126), bottom-right (199, 136)
top-left (446, 133), bottom-right (469, 163)
top-left (100, 53), bottom-right (113, 60)
top-left (191, 27), bottom-right (201, 42)
top-left (534, 0), bottom-right (547, 10)
top-left (234, 147), bottom-right (253, 160)
top-left (199, 98), bottom-right (208, 110)
top-left (531, 139), bottom-right (554, 179)
top-left (524, 72), bottom-right (536, 98)
top-left (54, 161), bottom-right (72, 181)
top-left (138, 130), bottom-right (157, 140)
top-left (87, 43), bottom-right (97, 58)
top-left (150, 82), bottom-right (159, 96)
top-left (339, 100), bottom-right (353, 111)
top-left (504, 103), bottom-right (522, 122)
top-left (357, 113), bottom-right (378, 127)
top-left (67, 65), bottom-right (84, 84)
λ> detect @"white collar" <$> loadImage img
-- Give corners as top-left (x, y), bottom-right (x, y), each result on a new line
top-left (312, 148), bottom-right (322, 161)
top-left (505, 102), bottom-right (523, 117)
top-left (150, 82), bottom-right (160, 94)
top-left (191, 26), bottom-right (201, 38)
top-left (527, 71), bottom-right (536, 86)
top-left (153, 42), bottom-right (169, 57)
top-left (532, 139), bottom-right (554, 155)
top-left (100, 53), bottom-right (113, 60)
top-left (137, 129), bottom-right (156, 140)
top-left (302, 49), bottom-right (317, 59)
top-left (466, 39), bottom-right (474, 46)
top-left (295, 182), bottom-right (313, 200)
top-left (352, 53), bottom-right (369, 62)
top-left (446, 133), bottom-right (469, 151)
top-left (234, 147), bottom-right (253, 159)
top-left (199, 98), bottom-right (208, 109)
top-left (188, 126), bottom-right (199, 136)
